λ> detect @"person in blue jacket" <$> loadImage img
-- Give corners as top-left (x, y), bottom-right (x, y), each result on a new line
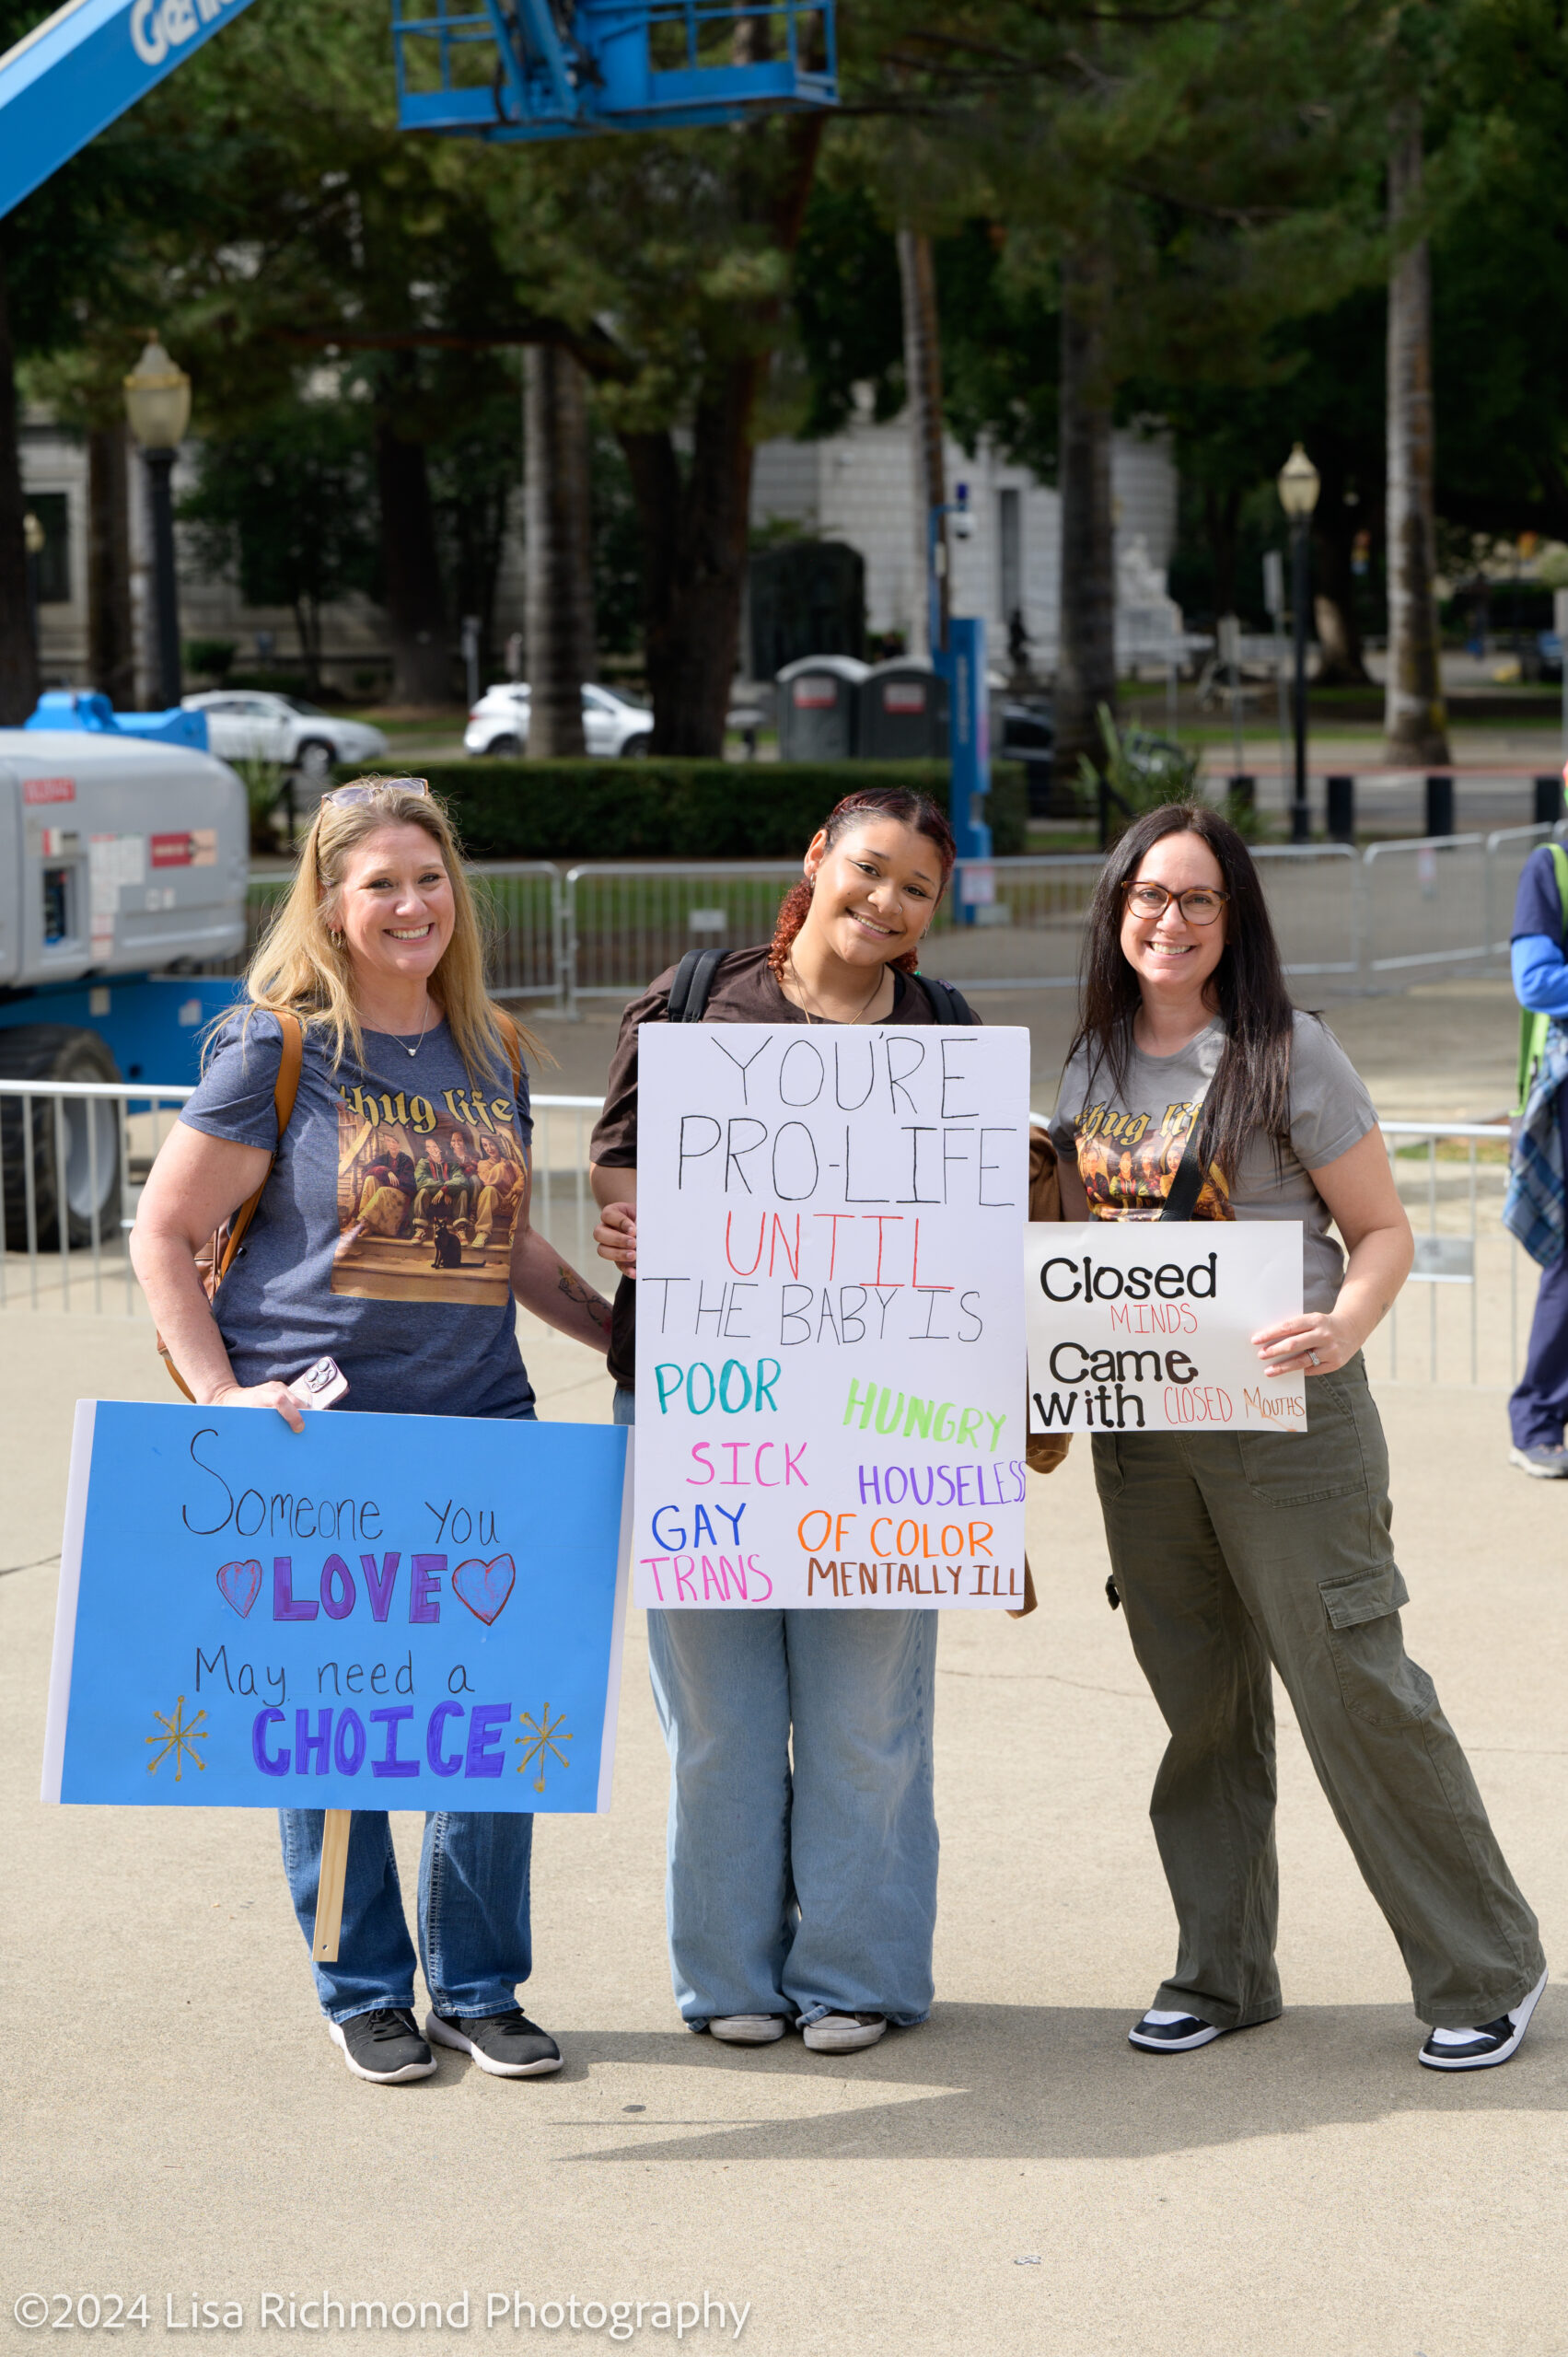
top-left (1506, 771), bottom-right (1568, 1476)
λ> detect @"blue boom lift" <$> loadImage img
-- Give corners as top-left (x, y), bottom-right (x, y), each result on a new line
top-left (0, 0), bottom-right (835, 216)
top-left (0, 0), bottom-right (837, 1242)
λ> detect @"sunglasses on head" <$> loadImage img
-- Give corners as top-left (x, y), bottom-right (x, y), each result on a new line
top-left (320, 778), bottom-right (431, 809)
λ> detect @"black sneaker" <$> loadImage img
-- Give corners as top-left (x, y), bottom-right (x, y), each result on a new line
top-left (329, 2007), bottom-right (436, 2084)
top-left (424, 2008), bottom-right (563, 2077)
top-left (1418, 1968), bottom-right (1548, 2072)
top-left (1128, 2009), bottom-right (1229, 2052)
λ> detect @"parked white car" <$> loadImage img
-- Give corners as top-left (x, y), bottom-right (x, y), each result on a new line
top-left (464, 681), bottom-right (653, 759)
top-left (181, 691), bottom-right (389, 784)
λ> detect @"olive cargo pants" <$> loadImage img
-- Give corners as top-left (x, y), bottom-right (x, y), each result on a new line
top-left (1092, 1356), bottom-right (1544, 2031)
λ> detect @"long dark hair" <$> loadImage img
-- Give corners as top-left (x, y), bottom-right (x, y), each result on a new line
top-left (768, 786), bottom-right (957, 981)
top-left (1064, 802), bottom-right (1295, 1188)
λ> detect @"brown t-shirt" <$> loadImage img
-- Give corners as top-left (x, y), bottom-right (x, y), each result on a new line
top-left (590, 943), bottom-right (971, 1387)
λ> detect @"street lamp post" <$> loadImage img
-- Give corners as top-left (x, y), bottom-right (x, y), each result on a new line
top-left (122, 335), bottom-right (192, 709)
top-left (1276, 441), bottom-right (1320, 845)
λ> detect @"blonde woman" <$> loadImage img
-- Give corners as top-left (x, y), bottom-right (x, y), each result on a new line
top-left (133, 780), bottom-right (615, 2087)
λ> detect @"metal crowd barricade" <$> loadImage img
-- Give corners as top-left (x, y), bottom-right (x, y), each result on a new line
top-left (0, 1085), bottom-right (604, 1318)
top-left (1362, 835), bottom-right (1493, 980)
top-left (471, 862), bottom-right (565, 1004)
top-left (1376, 1120), bottom-right (1519, 1387)
top-left (1250, 842), bottom-right (1361, 979)
top-left (563, 861), bottom-right (801, 1014)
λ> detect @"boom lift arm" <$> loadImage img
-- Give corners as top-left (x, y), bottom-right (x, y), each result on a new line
top-left (1, 0), bottom-right (835, 217)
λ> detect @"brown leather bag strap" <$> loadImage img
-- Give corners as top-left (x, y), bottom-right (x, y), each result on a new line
top-left (215, 1010), bottom-right (305, 1283)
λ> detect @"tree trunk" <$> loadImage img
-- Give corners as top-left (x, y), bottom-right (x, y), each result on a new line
top-left (0, 243), bottom-right (41, 726)
top-left (375, 405), bottom-right (449, 706)
top-left (87, 424), bottom-right (135, 706)
top-left (1203, 483), bottom-right (1242, 626)
top-left (616, 116), bottom-right (822, 756)
top-left (621, 366), bottom-right (760, 756)
top-left (1056, 241), bottom-right (1117, 780)
top-left (897, 227), bottom-right (947, 655)
top-left (1385, 110), bottom-right (1449, 762)
top-left (523, 344), bottom-right (593, 758)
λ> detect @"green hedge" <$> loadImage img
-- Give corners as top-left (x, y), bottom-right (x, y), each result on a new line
top-left (412, 759), bottom-right (1027, 862)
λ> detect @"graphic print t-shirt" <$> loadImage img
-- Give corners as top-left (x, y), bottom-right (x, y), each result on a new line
top-left (1048, 1012), bottom-right (1376, 1312)
top-left (180, 1012), bottom-right (534, 1416)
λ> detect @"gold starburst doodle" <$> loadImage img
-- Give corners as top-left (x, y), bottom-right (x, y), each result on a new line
top-left (514, 1704), bottom-right (572, 1794)
top-left (146, 1694), bottom-right (208, 1782)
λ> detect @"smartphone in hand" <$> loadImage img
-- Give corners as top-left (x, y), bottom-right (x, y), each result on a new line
top-left (285, 1356), bottom-right (349, 1411)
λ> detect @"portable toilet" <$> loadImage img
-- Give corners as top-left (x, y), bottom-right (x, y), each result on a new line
top-left (776, 655), bottom-right (870, 761)
top-left (859, 661), bottom-right (949, 761)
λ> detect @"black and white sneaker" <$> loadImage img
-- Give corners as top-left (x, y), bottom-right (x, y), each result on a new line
top-left (1128, 2008), bottom-right (1228, 2052)
top-left (1418, 1968), bottom-right (1548, 2072)
top-left (424, 2008), bottom-right (563, 2077)
top-left (330, 2007), bottom-right (437, 2084)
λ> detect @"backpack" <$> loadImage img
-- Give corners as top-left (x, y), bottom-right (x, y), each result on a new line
top-left (1516, 842), bottom-right (1568, 1114)
top-left (666, 947), bottom-right (978, 1027)
top-left (158, 1004), bottom-right (525, 1399)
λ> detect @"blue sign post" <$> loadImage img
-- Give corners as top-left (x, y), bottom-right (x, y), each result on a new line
top-left (928, 488), bottom-right (993, 923)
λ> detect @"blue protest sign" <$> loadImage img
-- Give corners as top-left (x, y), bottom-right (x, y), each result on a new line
top-left (42, 1404), bottom-right (631, 1814)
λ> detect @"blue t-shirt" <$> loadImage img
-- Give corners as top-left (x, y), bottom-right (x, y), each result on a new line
top-left (1514, 844), bottom-right (1568, 946)
top-left (180, 1011), bottom-right (535, 1418)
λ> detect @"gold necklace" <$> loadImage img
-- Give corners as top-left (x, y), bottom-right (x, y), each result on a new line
top-left (788, 953), bottom-right (888, 1027)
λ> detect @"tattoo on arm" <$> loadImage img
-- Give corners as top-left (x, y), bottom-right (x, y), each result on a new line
top-left (556, 1260), bottom-right (613, 1335)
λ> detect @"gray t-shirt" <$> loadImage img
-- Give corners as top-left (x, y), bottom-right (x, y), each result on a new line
top-left (180, 1010), bottom-right (535, 1417)
top-left (1048, 1012), bottom-right (1377, 1311)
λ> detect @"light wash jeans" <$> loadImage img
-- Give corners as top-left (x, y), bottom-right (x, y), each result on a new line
top-left (280, 1807), bottom-right (535, 2024)
top-left (280, 1397), bottom-right (539, 2026)
top-left (617, 1384), bottom-right (939, 2028)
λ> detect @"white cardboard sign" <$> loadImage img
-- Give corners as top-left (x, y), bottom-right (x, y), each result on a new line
top-left (633, 1023), bottom-right (1031, 1608)
top-left (1025, 1222), bottom-right (1307, 1436)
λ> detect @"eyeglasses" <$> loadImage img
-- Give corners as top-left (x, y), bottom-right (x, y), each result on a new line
top-left (1122, 880), bottom-right (1228, 926)
top-left (320, 778), bottom-right (431, 809)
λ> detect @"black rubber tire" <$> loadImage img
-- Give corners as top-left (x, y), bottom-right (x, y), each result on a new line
top-left (0, 1026), bottom-right (123, 1252)
top-left (487, 733), bottom-right (523, 757)
top-left (295, 738), bottom-right (335, 785)
top-left (621, 734), bottom-right (652, 759)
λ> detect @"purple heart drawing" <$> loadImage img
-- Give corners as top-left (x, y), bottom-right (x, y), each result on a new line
top-left (452, 1553), bottom-right (516, 1626)
top-left (216, 1558), bottom-right (262, 1619)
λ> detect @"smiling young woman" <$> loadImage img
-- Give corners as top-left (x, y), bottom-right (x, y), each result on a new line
top-left (1051, 801), bottom-right (1547, 2074)
top-left (587, 786), bottom-right (977, 2059)
top-left (131, 780), bottom-right (616, 2089)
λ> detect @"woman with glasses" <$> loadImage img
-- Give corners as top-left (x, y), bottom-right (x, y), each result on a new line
top-left (133, 779), bottom-right (615, 2087)
top-left (1050, 803), bottom-right (1546, 2073)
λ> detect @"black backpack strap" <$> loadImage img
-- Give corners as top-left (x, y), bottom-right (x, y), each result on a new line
top-left (666, 947), bottom-right (726, 1023)
top-left (1156, 1139), bottom-right (1207, 1222)
top-left (918, 975), bottom-right (977, 1025)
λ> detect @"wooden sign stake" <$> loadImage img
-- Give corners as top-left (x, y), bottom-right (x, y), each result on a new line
top-left (312, 1809), bottom-right (352, 1961)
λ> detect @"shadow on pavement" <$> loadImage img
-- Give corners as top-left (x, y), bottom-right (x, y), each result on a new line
top-left (543, 1998), bottom-right (1565, 2164)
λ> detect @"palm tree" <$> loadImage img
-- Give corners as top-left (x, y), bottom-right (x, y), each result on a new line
top-left (1384, 104), bottom-right (1450, 765)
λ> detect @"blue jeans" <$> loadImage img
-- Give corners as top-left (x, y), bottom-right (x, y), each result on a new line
top-left (281, 1397), bottom-right (540, 2025)
top-left (1510, 1089), bottom-right (1568, 1448)
top-left (620, 1383), bottom-right (938, 2028)
top-left (280, 1807), bottom-right (536, 2025)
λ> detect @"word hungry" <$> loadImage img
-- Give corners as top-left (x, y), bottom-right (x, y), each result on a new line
top-left (843, 1380), bottom-right (1007, 1451)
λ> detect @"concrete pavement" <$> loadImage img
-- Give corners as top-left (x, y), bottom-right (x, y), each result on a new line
top-left (3, 1304), bottom-right (1564, 2356)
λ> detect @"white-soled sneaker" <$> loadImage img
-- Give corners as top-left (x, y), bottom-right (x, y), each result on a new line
top-left (801, 2012), bottom-right (887, 2053)
top-left (1418, 1968), bottom-right (1548, 2072)
top-left (329, 2007), bottom-right (437, 2084)
top-left (1129, 2008), bottom-right (1228, 2052)
top-left (708, 2014), bottom-right (787, 2045)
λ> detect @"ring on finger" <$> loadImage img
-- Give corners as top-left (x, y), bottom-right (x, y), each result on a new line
top-left (1307, 1348), bottom-right (1321, 1368)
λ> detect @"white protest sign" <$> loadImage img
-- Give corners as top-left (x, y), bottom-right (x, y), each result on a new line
top-left (1026, 1222), bottom-right (1307, 1435)
top-left (633, 1023), bottom-right (1031, 1608)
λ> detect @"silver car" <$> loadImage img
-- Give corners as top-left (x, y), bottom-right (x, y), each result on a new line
top-left (464, 681), bottom-right (653, 758)
top-left (181, 692), bottom-right (389, 784)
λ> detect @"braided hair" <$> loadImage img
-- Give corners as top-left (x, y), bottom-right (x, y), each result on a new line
top-left (767, 786), bottom-right (958, 981)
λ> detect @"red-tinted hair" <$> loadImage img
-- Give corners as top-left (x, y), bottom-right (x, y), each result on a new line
top-left (767, 787), bottom-right (958, 981)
